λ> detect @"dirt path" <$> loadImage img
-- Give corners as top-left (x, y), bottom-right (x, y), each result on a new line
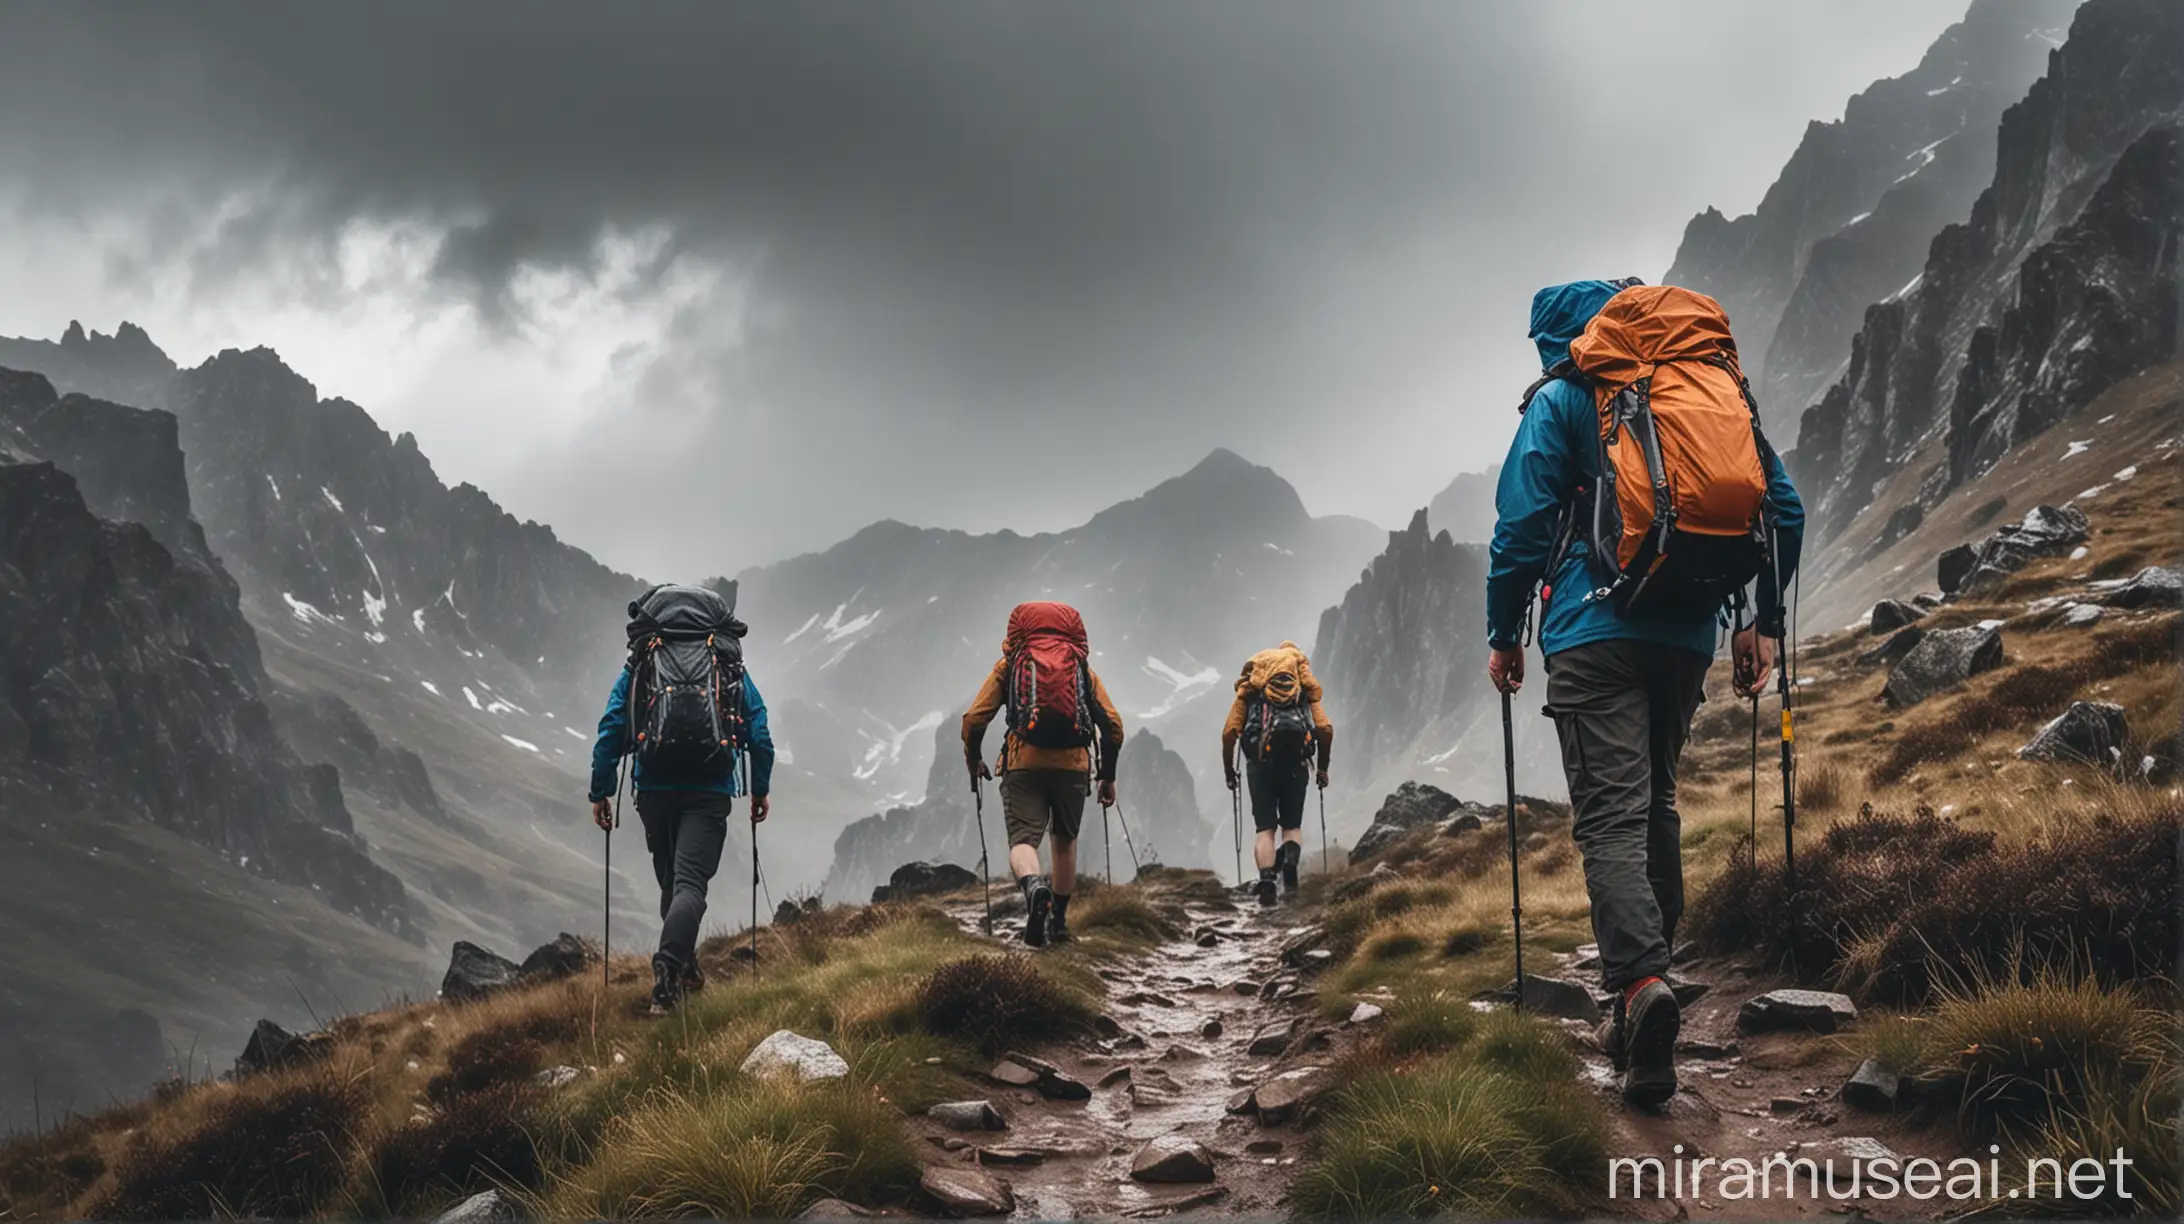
top-left (915, 880), bottom-right (1354, 1220)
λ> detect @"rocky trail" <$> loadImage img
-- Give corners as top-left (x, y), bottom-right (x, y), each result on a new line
top-left (890, 878), bottom-right (1363, 1220)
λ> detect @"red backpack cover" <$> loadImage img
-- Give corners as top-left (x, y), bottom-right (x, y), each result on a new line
top-left (1002, 601), bottom-right (1095, 750)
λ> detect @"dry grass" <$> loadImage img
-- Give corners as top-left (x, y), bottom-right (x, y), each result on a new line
top-left (93, 1062), bottom-right (368, 1220)
top-left (911, 954), bottom-right (1095, 1054)
top-left (1289, 1009), bottom-right (1606, 1220)
top-left (1065, 885), bottom-right (1178, 950)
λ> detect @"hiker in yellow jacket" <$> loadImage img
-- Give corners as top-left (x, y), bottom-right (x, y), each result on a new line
top-left (964, 602), bottom-right (1125, 947)
top-left (1221, 641), bottom-right (1332, 906)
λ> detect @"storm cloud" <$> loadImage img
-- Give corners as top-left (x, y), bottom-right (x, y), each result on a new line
top-left (0, 1), bottom-right (1969, 575)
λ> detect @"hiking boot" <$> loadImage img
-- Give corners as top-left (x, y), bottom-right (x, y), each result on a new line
top-left (649, 954), bottom-right (685, 1015)
top-left (1276, 841), bottom-right (1302, 892)
top-left (681, 964), bottom-right (707, 997)
top-left (1254, 874), bottom-right (1278, 907)
top-left (1023, 878), bottom-right (1054, 948)
top-left (1047, 913), bottom-right (1073, 944)
top-left (1619, 976), bottom-right (1680, 1108)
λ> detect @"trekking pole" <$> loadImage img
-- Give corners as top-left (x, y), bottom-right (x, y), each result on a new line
top-left (1749, 692), bottom-right (1760, 874)
top-left (1230, 748), bottom-right (1244, 887)
top-left (1101, 795), bottom-right (1113, 884)
top-left (1502, 688), bottom-right (1524, 1012)
top-left (1317, 780), bottom-right (1329, 877)
top-left (971, 773), bottom-right (994, 935)
top-left (605, 719), bottom-right (631, 995)
top-left (1113, 796), bottom-right (1143, 878)
top-left (746, 749), bottom-right (760, 979)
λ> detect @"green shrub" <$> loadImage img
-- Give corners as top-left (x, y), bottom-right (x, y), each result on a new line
top-left (912, 955), bottom-right (1093, 1053)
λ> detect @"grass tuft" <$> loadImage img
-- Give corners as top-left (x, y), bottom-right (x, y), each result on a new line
top-left (96, 1066), bottom-right (366, 1220)
top-left (364, 1083), bottom-right (546, 1215)
top-left (912, 955), bottom-right (1094, 1053)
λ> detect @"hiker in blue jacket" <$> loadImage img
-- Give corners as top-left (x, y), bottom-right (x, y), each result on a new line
top-left (1485, 278), bottom-right (1803, 1106)
top-left (588, 593), bottom-right (775, 1012)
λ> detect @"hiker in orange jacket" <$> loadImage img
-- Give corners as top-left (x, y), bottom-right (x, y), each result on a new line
top-left (964, 602), bottom-right (1125, 947)
top-left (1222, 641), bottom-right (1333, 906)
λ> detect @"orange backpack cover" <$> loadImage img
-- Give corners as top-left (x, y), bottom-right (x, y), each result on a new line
top-left (1566, 285), bottom-right (1773, 617)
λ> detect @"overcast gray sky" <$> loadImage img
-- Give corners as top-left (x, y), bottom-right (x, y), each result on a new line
top-left (0, 1), bottom-right (1972, 577)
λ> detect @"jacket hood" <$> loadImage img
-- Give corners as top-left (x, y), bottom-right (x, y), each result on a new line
top-left (1528, 279), bottom-right (1633, 370)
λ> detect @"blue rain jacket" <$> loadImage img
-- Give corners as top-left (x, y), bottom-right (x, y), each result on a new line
top-left (1485, 280), bottom-right (1804, 659)
top-left (588, 666), bottom-right (775, 801)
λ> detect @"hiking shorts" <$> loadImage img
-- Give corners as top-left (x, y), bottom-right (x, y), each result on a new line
top-left (1246, 757), bottom-right (1310, 832)
top-left (1000, 767), bottom-right (1088, 848)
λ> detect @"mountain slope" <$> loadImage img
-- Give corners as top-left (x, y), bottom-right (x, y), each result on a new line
top-left (1793, 0), bottom-right (2184, 550)
top-left (1666, 0), bottom-right (2080, 434)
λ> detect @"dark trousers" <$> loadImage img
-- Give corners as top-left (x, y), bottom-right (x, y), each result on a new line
top-left (1544, 639), bottom-right (1710, 991)
top-left (1246, 758), bottom-right (1309, 832)
top-left (635, 789), bottom-right (731, 971)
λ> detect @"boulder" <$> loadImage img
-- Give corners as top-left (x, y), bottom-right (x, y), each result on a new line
top-left (2099, 565), bottom-right (2183, 609)
top-left (1439, 811), bottom-right (1484, 837)
top-left (1881, 626), bottom-right (2003, 707)
top-left (1842, 1058), bottom-right (1901, 1112)
top-left (439, 941), bottom-right (523, 1002)
top-left (1868, 599), bottom-right (1926, 634)
top-left (2017, 701), bottom-right (2130, 766)
top-left (1949, 505), bottom-right (2091, 596)
top-left (1937, 544), bottom-right (1979, 596)
top-left (775, 896), bottom-right (823, 925)
top-left (1129, 1135), bottom-right (1217, 1183)
top-left (877, 861), bottom-right (981, 904)
top-left (928, 1100), bottom-right (1007, 1132)
top-left (1349, 782), bottom-right (1470, 863)
top-left (918, 1166), bottom-right (1014, 1216)
top-left (1247, 1019), bottom-right (1301, 1056)
top-left (1512, 975), bottom-right (1602, 1022)
top-left (1737, 989), bottom-right (1857, 1035)
top-left (433, 1189), bottom-right (526, 1224)
top-left (517, 933), bottom-right (593, 981)
top-left (233, 1018), bottom-right (332, 1078)
top-left (1251, 1066), bottom-right (1329, 1124)
top-left (1858, 624), bottom-right (1927, 667)
top-left (740, 1030), bottom-right (851, 1082)
top-left (2062, 602), bottom-right (2105, 627)
top-left (996, 1051), bottom-right (1090, 1100)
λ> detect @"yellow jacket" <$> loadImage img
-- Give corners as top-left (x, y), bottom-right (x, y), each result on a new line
top-left (1221, 642), bottom-right (1333, 772)
top-left (963, 658), bottom-right (1125, 779)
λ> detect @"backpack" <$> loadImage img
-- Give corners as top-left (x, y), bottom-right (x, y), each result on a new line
top-left (1243, 675), bottom-right (1315, 763)
top-left (1001, 601), bottom-right (1096, 751)
top-left (624, 584), bottom-right (749, 773)
top-left (1557, 285), bottom-right (1775, 620)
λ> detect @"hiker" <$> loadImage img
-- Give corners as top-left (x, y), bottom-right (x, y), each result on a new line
top-left (1485, 279), bottom-right (1802, 1107)
top-left (1221, 640), bottom-right (1333, 906)
top-left (589, 583), bottom-right (775, 1014)
top-left (963, 601), bottom-right (1125, 948)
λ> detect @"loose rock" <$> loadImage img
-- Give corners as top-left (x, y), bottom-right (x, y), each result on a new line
top-left (1252, 1066), bottom-right (1328, 1124)
top-left (799, 1198), bottom-right (872, 1220)
top-left (1737, 989), bottom-right (1857, 1035)
top-left (1247, 1019), bottom-right (1301, 1056)
top-left (741, 1031), bottom-right (851, 1082)
top-left (1348, 1002), bottom-right (1384, 1025)
top-left (533, 1065), bottom-right (584, 1089)
top-left (1882, 626), bottom-right (2003, 707)
top-left (2099, 565), bottom-right (2182, 609)
top-left (928, 1100), bottom-right (1007, 1132)
top-left (2017, 701), bottom-right (2129, 766)
top-left (1868, 599), bottom-right (1925, 634)
top-left (1129, 1134), bottom-right (1217, 1183)
top-left (234, 1018), bottom-right (333, 1078)
top-left (433, 1189), bottom-right (526, 1224)
top-left (516, 933), bottom-right (594, 981)
top-left (439, 941), bottom-right (523, 1003)
top-left (997, 1050), bottom-right (1090, 1100)
top-left (1483, 975), bottom-right (1602, 1022)
top-left (1842, 1058), bottom-right (1901, 1112)
top-left (918, 1166), bottom-right (1014, 1216)
top-left (876, 861), bottom-right (981, 904)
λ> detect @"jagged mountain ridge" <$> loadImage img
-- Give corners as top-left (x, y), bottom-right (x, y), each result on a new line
top-left (1793, 0), bottom-right (2184, 550)
top-left (1667, 0), bottom-right (2080, 435)
top-left (0, 378), bottom-right (411, 936)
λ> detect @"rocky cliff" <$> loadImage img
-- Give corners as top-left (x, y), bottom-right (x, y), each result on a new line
top-left (1310, 510), bottom-right (1559, 838)
top-left (1794, 0), bottom-right (2184, 547)
top-left (1666, 0), bottom-right (2079, 435)
top-left (0, 424), bottom-right (411, 936)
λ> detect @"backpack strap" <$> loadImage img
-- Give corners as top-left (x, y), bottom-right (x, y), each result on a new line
top-left (1516, 359), bottom-right (1590, 415)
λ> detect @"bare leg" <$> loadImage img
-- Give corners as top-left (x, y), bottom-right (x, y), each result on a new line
top-left (1051, 837), bottom-right (1078, 895)
top-left (1255, 828), bottom-right (1278, 870)
top-left (1008, 843), bottom-right (1041, 878)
